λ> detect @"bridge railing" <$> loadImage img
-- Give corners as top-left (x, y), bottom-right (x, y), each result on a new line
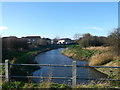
top-left (0, 59), bottom-right (120, 87)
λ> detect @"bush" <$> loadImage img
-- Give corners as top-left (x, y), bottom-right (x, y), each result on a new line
top-left (2, 81), bottom-right (24, 88)
top-left (51, 83), bottom-right (70, 88)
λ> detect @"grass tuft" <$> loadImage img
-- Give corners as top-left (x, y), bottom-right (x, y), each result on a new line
top-left (88, 52), bottom-right (114, 66)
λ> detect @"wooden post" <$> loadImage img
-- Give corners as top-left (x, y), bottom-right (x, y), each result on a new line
top-left (5, 60), bottom-right (10, 82)
top-left (72, 61), bottom-right (76, 87)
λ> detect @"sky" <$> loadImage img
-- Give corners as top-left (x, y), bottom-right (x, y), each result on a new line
top-left (0, 2), bottom-right (118, 39)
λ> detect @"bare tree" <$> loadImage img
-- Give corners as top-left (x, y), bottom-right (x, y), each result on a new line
top-left (73, 33), bottom-right (82, 40)
top-left (83, 33), bottom-right (91, 38)
top-left (107, 28), bottom-right (120, 56)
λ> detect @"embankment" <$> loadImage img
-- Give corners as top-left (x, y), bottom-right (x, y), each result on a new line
top-left (87, 47), bottom-right (120, 78)
top-left (62, 45), bottom-right (120, 78)
top-left (3, 45), bottom-right (66, 81)
top-left (61, 45), bottom-right (100, 61)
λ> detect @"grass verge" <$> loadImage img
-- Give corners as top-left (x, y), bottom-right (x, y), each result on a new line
top-left (1, 81), bottom-right (120, 89)
top-left (62, 45), bottom-right (120, 80)
top-left (87, 47), bottom-right (120, 79)
top-left (61, 45), bottom-right (101, 61)
top-left (2, 45), bottom-right (67, 82)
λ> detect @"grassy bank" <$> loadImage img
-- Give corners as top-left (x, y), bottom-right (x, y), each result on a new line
top-left (2, 47), bottom-right (48, 82)
top-left (2, 45), bottom-right (67, 81)
top-left (86, 47), bottom-right (120, 79)
top-left (2, 81), bottom-right (70, 89)
top-left (1, 45), bottom-right (120, 89)
top-left (61, 45), bottom-right (101, 61)
top-left (2, 50), bottom-right (40, 78)
top-left (1, 81), bottom-right (120, 89)
top-left (62, 45), bottom-right (120, 79)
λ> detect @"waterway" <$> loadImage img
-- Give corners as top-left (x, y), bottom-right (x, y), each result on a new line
top-left (33, 48), bottom-right (107, 84)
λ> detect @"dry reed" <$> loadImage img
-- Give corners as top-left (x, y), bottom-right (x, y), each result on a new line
top-left (89, 52), bottom-right (114, 66)
top-left (84, 46), bottom-right (110, 51)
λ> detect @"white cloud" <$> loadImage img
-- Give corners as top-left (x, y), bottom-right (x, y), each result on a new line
top-left (0, 26), bottom-right (8, 31)
top-left (83, 26), bottom-right (103, 31)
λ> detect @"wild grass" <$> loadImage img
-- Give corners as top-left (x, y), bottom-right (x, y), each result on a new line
top-left (84, 46), bottom-right (110, 52)
top-left (88, 52), bottom-right (114, 66)
top-left (63, 46), bottom-right (117, 66)
top-left (88, 46), bottom-right (120, 78)
top-left (2, 81), bottom-right (70, 89)
top-left (62, 45), bottom-right (100, 61)
top-left (62, 45), bottom-right (120, 79)
top-left (75, 82), bottom-right (118, 88)
top-left (2, 80), bottom-right (120, 89)
top-left (88, 46), bottom-right (120, 66)
top-left (2, 68), bottom-right (120, 89)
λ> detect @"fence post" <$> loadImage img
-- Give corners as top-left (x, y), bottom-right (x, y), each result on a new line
top-left (5, 60), bottom-right (10, 82)
top-left (72, 61), bottom-right (76, 87)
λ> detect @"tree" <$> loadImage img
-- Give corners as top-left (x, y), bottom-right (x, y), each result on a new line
top-left (73, 33), bottom-right (82, 40)
top-left (83, 33), bottom-right (91, 38)
top-left (107, 28), bottom-right (120, 56)
top-left (79, 33), bottom-right (92, 48)
top-left (79, 33), bottom-right (107, 47)
top-left (73, 33), bottom-right (82, 44)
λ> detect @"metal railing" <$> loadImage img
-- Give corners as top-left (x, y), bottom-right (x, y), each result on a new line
top-left (0, 60), bottom-right (120, 87)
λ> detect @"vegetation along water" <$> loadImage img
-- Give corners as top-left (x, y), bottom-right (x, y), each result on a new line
top-left (1, 28), bottom-right (120, 89)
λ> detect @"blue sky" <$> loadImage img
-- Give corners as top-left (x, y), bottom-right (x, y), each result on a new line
top-left (0, 2), bottom-right (118, 39)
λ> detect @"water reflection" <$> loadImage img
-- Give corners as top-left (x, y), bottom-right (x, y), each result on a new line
top-left (33, 48), bottom-right (107, 84)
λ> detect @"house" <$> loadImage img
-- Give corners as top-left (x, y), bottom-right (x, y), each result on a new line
top-left (42, 38), bottom-right (51, 45)
top-left (2, 36), bottom-right (28, 51)
top-left (51, 39), bottom-right (58, 44)
top-left (22, 36), bottom-right (41, 44)
top-left (2, 36), bottom-right (18, 39)
top-left (57, 38), bottom-right (72, 44)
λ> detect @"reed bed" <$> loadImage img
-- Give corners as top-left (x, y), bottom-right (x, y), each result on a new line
top-left (84, 46), bottom-right (110, 51)
top-left (89, 52), bottom-right (114, 66)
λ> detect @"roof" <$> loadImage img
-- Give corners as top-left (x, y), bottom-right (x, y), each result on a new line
top-left (42, 38), bottom-right (51, 40)
top-left (59, 38), bottom-right (71, 40)
top-left (2, 36), bottom-right (18, 39)
top-left (23, 36), bottom-right (41, 38)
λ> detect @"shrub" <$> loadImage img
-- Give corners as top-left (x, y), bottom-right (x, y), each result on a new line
top-left (23, 83), bottom-right (38, 88)
top-left (2, 81), bottom-right (24, 88)
top-left (51, 83), bottom-right (70, 88)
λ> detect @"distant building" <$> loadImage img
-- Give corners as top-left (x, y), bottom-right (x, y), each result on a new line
top-left (57, 38), bottom-right (72, 44)
top-left (2, 36), bottom-right (18, 39)
top-left (22, 36), bottom-right (41, 44)
top-left (2, 36), bottom-right (28, 51)
top-left (51, 39), bottom-right (58, 44)
top-left (42, 38), bottom-right (51, 45)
